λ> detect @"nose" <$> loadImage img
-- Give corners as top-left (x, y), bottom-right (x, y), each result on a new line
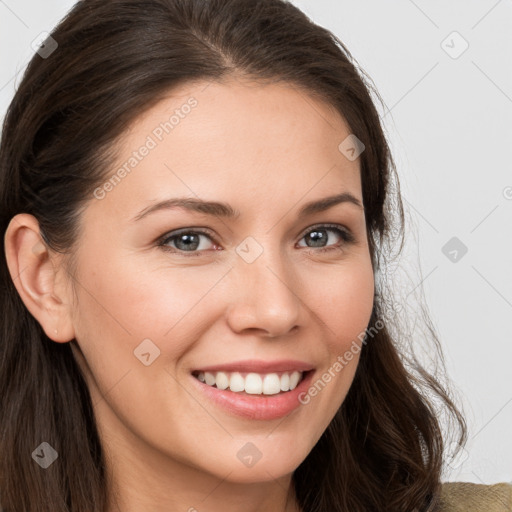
top-left (225, 249), bottom-right (302, 338)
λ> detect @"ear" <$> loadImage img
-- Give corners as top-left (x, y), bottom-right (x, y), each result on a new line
top-left (4, 213), bottom-right (76, 343)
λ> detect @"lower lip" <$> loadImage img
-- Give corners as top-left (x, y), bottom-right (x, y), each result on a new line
top-left (190, 370), bottom-right (315, 420)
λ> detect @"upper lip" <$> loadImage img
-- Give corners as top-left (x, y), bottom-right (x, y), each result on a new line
top-left (192, 359), bottom-right (315, 374)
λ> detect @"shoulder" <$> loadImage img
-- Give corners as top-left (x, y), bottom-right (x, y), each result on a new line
top-left (439, 481), bottom-right (512, 511)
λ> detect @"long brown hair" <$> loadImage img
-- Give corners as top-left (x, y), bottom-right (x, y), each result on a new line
top-left (0, 1), bottom-right (467, 510)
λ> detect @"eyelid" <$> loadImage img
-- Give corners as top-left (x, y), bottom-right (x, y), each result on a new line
top-left (159, 226), bottom-right (216, 239)
top-left (297, 222), bottom-right (352, 239)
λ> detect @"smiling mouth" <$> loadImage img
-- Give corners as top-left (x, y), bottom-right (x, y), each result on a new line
top-left (191, 369), bottom-right (311, 396)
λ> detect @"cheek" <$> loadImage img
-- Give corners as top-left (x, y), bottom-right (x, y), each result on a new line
top-left (313, 259), bottom-right (375, 347)
top-left (69, 255), bottom-right (227, 439)
top-left (71, 253), bottom-right (230, 371)
top-left (307, 259), bottom-right (374, 395)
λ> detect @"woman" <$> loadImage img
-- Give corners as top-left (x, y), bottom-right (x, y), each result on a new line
top-left (0, 0), bottom-right (510, 511)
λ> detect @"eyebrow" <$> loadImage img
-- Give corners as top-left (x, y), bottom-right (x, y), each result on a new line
top-left (131, 192), bottom-right (364, 223)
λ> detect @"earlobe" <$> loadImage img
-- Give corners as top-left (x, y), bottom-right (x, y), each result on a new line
top-left (4, 213), bottom-right (76, 343)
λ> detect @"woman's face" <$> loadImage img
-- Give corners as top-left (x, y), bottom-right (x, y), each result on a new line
top-left (64, 77), bottom-right (374, 486)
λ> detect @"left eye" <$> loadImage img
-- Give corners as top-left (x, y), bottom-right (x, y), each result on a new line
top-left (297, 225), bottom-right (353, 251)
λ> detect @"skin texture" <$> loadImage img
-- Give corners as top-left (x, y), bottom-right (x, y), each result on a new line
top-left (5, 77), bottom-right (375, 512)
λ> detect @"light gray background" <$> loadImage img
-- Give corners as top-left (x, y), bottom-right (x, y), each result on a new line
top-left (1, 0), bottom-right (511, 484)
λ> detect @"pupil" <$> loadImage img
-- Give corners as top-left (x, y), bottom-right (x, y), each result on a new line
top-left (308, 230), bottom-right (326, 247)
top-left (177, 234), bottom-right (199, 251)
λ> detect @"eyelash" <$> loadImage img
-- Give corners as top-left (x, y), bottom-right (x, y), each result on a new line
top-left (156, 223), bottom-right (356, 257)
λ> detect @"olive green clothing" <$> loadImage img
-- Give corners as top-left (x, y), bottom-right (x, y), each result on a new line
top-left (440, 482), bottom-right (512, 511)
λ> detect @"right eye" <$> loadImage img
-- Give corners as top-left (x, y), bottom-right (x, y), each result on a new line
top-left (157, 228), bottom-right (219, 256)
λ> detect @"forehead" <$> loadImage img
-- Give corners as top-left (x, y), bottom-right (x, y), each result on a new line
top-left (88, 78), bottom-right (362, 222)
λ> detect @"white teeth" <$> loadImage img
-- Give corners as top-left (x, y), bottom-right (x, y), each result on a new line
top-left (204, 372), bottom-right (216, 386)
top-left (289, 371), bottom-right (301, 390)
top-left (262, 374), bottom-right (281, 395)
top-left (245, 373), bottom-right (262, 394)
top-left (229, 372), bottom-right (245, 392)
top-left (215, 371), bottom-right (229, 390)
top-left (195, 370), bottom-right (304, 395)
top-left (280, 373), bottom-right (290, 392)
